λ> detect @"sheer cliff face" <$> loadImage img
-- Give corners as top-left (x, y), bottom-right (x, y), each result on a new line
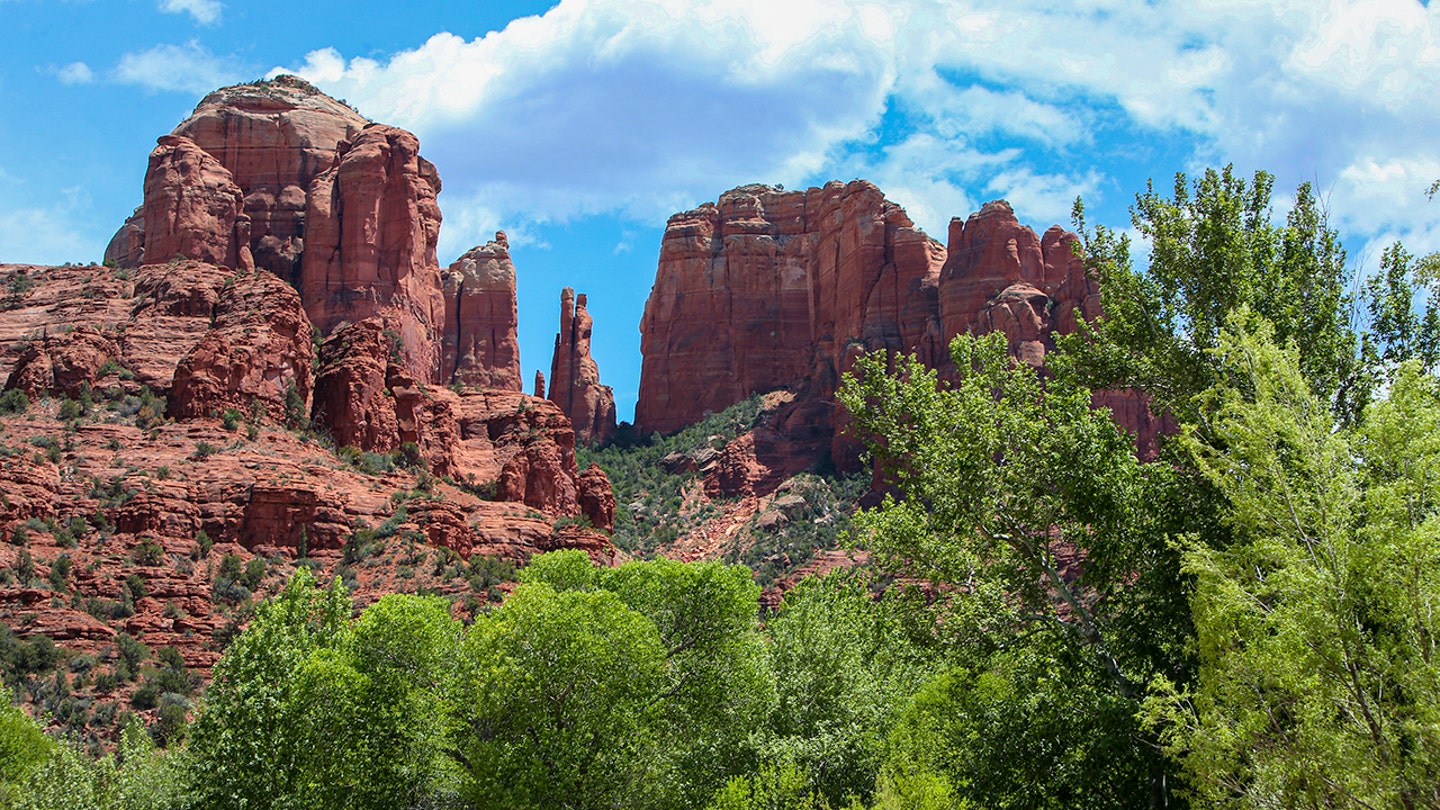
top-left (636, 180), bottom-right (945, 436)
top-left (635, 184), bottom-right (1118, 450)
top-left (300, 124), bottom-right (446, 379)
top-left (441, 234), bottom-right (524, 392)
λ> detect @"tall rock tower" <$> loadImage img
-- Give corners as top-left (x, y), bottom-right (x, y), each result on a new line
top-left (548, 288), bottom-right (617, 445)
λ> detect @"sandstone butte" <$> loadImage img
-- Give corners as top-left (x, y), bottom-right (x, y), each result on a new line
top-left (636, 181), bottom-right (1166, 499)
top-left (0, 77), bottom-right (616, 718)
top-left (548, 287), bottom-right (618, 446)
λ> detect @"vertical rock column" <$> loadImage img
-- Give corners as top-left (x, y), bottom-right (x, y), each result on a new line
top-left (548, 288), bottom-right (617, 445)
top-left (301, 124), bottom-right (446, 381)
top-left (440, 232), bottom-right (523, 391)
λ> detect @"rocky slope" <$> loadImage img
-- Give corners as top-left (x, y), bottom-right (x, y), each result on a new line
top-left (2, 78), bottom-right (617, 740)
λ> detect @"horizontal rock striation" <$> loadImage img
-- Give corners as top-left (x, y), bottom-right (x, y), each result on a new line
top-left (637, 182), bottom-right (1150, 469)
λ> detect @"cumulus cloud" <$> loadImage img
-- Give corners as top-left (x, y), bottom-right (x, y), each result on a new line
top-left (114, 41), bottom-right (248, 95)
top-left (54, 62), bottom-right (94, 85)
top-left (158, 0), bottom-right (222, 25)
top-left (275, 0), bottom-right (1440, 253)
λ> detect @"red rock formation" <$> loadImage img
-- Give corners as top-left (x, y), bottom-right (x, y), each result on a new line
top-left (534, 371), bottom-right (546, 398)
top-left (310, 318), bottom-right (405, 452)
top-left (636, 184), bottom-right (1160, 471)
top-left (636, 181), bottom-right (945, 436)
top-left (107, 78), bottom-right (464, 386)
top-left (577, 464), bottom-right (616, 532)
top-left (4, 328), bottom-right (121, 399)
top-left (108, 76), bottom-right (369, 277)
top-left (168, 268), bottom-right (314, 421)
top-left (441, 233), bottom-right (522, 390)
top-left (104, 208), bottom-right (145, 268)
top-left (548, 288), bottom-right (617, 445)
top-left (139, 135), bottom-right (248, 268)
top-left (937, 201), bottom-right (1100, 368)
top-left (301, 124), bottom-right (445, 380)
top-left (310, 319), bottom-right (617, 525)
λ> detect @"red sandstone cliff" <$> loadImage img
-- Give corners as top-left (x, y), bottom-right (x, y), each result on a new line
top-left (636, 183), bottom-right (1153, 472)
top-left (441, 233), bottom-right (523, 391)
top-left (548, 288), bottom-right (617, 445)
top-left (300, 124), bottom-right (446, 380)
top-left (637, 181), bottom-right (945, 437)
top-left (107, 78), bottom-right (449, 384)
top-left (106, 75), bottom-right (369, 279)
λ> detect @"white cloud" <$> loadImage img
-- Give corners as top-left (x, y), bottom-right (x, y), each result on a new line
top-left (114, 41), bottom-right (247, 95)
top-left (272, 0), bottom-right (1440, 255)
top-left (55, 62), bottom-right (94, 85)
top-left (158, 0), bottom-right (222, 25)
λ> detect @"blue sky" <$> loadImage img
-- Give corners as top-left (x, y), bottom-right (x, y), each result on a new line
top-left (2, 0), bottom-right (1437, 422)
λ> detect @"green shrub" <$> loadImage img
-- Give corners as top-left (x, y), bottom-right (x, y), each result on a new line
top-left (220, 408), bottom-right (242, 431)
top-left (132, 539), bottom-right (165, 566)
top-left (0, 388), bottom-right (27, 414)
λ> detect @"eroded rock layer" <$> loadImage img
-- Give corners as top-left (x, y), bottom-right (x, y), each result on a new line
top-left (637, 180), bottom-right (945, 436)
top-left (442, 233), bottom-right (523, 391)
top-left (548, 288), bottom-right (617, 446)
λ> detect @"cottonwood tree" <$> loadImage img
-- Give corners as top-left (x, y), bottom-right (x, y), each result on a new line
top-left (839, 332), bottom-right (1190, 807)
top-left (1148, 317), bottom-right (1440, 808)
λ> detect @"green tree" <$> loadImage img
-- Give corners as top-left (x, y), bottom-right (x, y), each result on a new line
top-left (761, 574), bottom-right (935, 808)
top-left (600, 555), bottom-right (775, 805)
top-left (1065, 166), bottom-right (1364, 421)
top-left (456, 580), bottom-right (668, 810)
top-left (190, 572), bottom-right (460, 810)
top-left (1362, 240), bottom-right (1440, 375)
top-left (186, 568), bottom-right (350, 809)
top-left (1147, 317), bottom-right (1440, 808)
top-left (838, 332), bottom-right (1189, 806)
top-left (0, 686), bottom-right (53, 802)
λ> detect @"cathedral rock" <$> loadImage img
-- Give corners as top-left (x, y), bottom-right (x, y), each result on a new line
top-left (636, 180), bottom-right (1156, 463)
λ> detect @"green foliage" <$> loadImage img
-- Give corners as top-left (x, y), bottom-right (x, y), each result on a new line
top-left (761, 574), bottom-right (937, 807)
top-left (219, 408), bottom-right (242, 431)
top-left (0, 388), bottom-right (28, 415)
top-left (282, 381), bottom-right (307, 430)
top-left (0, 686), bottom-right (54, 799)
top-left (467, 551), bottom-right (775, 809)
top-left (187, 568), bottom-right (354, 809)
top-left (459, 581), bottom-right (667, 809)
top-left (1, 711), bottom-right (190, 809)
top-left (705, 761), bottom-right (832, 810)
top-left (1064, 166), bottom-right (1365, 422)
top-left (130, 539), bottom-right (164, 567)
top-left (884, 647), bottom-right (1156, 810)
top-left (1362, 240), bottom-right (1440, 375)
top-left (1146, 319), bottom-right (1440, 808)
top-left (838, 331), bottom-right (1190, 803)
